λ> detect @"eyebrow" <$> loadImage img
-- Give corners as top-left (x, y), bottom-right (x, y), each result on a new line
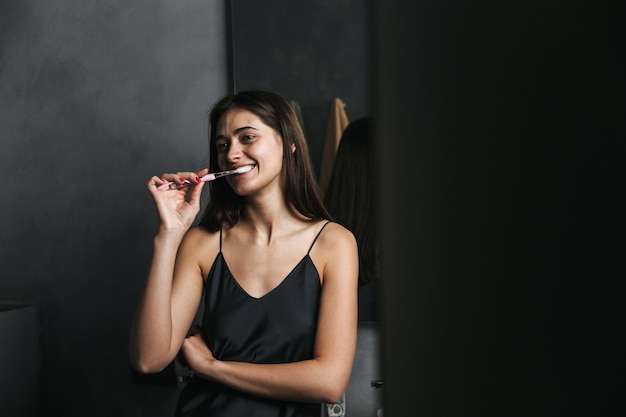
top-left (215, 126), bottom-right (259, 141)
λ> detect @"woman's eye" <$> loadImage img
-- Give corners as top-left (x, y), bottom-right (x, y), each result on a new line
top-left (216, 142), bottom-right (229, 152)
top-left (242, 134), bottom-right (255, 141)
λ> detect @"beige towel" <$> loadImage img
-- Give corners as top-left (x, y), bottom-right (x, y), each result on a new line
top-left (319, 98), bottom-right (349, 194)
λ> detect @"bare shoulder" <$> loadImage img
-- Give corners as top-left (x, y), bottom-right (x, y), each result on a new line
top-left (311, 221), bottom-right (358, 279)
top-left (178, 226), bottom-right (222, 279)
top-left (316, 221), bottom-right (357, 251)
top-left (312, 222), bottom-right (357, 263)
top-left (182, 225), bottom-right (218, 246)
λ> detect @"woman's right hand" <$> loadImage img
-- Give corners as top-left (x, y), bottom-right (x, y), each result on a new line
top-left (146, 168), bottom-right (209, 232)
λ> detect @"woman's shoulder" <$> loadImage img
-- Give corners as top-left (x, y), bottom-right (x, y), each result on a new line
top-left (180, 225), bottom-right (221, 256)
top-left (179, 226), bottom-right (223, 278)
top-left (314, 220), bottom-right (358, 252)
top-left (184, 224), bottom-right (219, 241)
top-left (310, 220), bottom-right (359, 285)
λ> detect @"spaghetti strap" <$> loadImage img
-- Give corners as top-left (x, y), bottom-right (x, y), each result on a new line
top-left (307, 221), bottom-right (332, 255)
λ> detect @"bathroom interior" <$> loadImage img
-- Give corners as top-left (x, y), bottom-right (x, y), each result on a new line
top-left (1, 0), bottom-right (623, 416)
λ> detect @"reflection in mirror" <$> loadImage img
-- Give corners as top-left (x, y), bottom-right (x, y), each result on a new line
top-left (325, 118), bottom-right (383, 416)
top-left (325, 116), bottom-right (379, 321)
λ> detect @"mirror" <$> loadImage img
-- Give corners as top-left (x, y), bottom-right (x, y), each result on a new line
top-left (229, 0), bottom-right (373, 178)
top-left (230, 0), bottom-right (379, 318)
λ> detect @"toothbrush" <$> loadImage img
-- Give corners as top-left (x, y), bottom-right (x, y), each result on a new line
top-left (157, 165), bottom-right (254, 191)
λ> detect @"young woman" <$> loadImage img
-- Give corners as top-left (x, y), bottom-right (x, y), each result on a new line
top-left (130, 90), bottom-right (359, 416)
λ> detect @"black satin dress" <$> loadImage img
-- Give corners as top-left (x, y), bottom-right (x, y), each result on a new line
top-left (174, 222), bottom-right (330, 417)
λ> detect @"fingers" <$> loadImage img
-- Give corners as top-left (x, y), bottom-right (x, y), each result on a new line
top-left (146, 175), bottom-right (165, 190)
top-left (162, 172), bottom-right (199, 189)
top-left (187, 179), bottom-right (205, 206)
top-left (148, 169), bottom-right (209, 192)
top-left (170, 169), bottom-right (208, 184)
top-left (146, 174), bottom-right (184, 191)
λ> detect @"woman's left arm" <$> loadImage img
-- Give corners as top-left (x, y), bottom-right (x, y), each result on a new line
top-left (180, 223), bottom-right (359, 404)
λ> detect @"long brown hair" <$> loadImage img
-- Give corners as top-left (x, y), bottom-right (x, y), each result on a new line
top-left (325, 117), bottom-right (379, 285)
top-left (198, 90), bottom-right (331, 232)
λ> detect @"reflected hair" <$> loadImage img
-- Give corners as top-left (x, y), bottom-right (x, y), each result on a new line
top-left (199, 90), bottom-right (331, 232)
top-left (325, 117), bottom-right (379, 285)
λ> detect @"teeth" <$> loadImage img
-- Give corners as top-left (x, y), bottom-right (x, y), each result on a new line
top-left (236, 165), bottom-right (254, 173)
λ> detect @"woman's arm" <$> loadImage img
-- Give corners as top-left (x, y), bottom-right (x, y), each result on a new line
top-left (181, 223), bottom-right (359, 403)
top-left (129, 171), bottom-right (209, 373)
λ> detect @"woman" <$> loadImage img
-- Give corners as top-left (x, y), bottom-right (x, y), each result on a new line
top-left (130, 90), bottom-right (359, 416)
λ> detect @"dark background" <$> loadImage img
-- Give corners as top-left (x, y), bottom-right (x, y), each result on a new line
top-left (1, 0), bottom-right (625, 416)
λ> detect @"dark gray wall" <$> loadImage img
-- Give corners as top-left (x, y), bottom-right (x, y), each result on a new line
top-left (231, 0), bottom-right (372, 175)
top-left (0, 1), bottom-right (228, 415)
top-left (0, 304), bottom-right (41, 415)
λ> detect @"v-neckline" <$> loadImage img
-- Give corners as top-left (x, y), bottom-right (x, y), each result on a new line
top-left (219, 252), bottom-right (311, 300)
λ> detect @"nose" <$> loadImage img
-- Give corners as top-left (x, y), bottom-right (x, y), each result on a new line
top-left (226, 140), bottom-right (242, 163)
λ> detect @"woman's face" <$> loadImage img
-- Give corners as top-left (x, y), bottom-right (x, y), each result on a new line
top-left (214, 108), bottom-right (285, 196)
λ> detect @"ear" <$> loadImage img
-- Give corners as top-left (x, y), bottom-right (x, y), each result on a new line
top-left (290, 143), bottom-right (296, 153)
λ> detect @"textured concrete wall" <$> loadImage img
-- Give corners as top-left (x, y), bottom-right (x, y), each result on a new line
top-left (0, 1), bottom-right (228, 415)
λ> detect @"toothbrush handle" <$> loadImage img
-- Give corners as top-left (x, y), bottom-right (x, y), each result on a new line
top-left (157, 180), bottom-right (190, 191)
top-left (158, 170), bottom-right (229, 189)
top-left (200, 173), bottom-right (217, 182)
